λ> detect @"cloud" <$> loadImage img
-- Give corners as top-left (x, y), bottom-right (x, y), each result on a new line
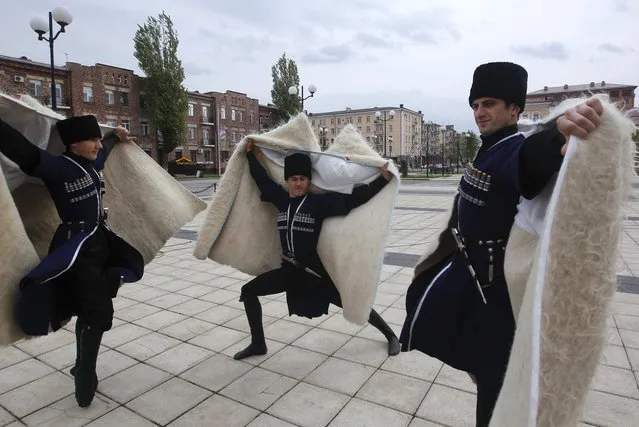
top-left (511, 42), bottom-right (569, 61)
top-left (598, 42), bottom-right (625, 53)
top-left (354, 33), bottom-right (395, 49)
top-left (613, 0), bottom-right (629, 12)
top-left (184, 62), bottom-right (213, 76)
top-left (302, 44), bottom-right (356, 64)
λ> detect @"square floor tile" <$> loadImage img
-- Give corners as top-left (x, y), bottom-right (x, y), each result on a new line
top-left (408, 418), bottom-right (445, 427)
top-left (221, 367), bottom-right (297, 411)
top-left (133, 311), bottom-right (188, 331)
top-left (95, 350), bottom-right (138, 380)
top-left (114, 303), bottom-right (162, 322)
top-left (334, 337), bottom-right (389, 368)
top-left (98, 362), bottom-right (172, 403)
top-left (600, 345), bottom-right (632, 370)
top-left (178, 284), bottom-right (220, 298)
top-left (169, 298), bottom-right (217, 316)
top-left (381, 351), bottom-right (443, 382)
top-left (116, 332), bottom-right (181, 361)
top-left (591, 364), bottom-right (639, 399)
top-left (194, 305), bottom-right (244, 325)
top-left (223, 314), bottom-right (278, 334)
top-left (268, 382), bottom-right (349, 427)
top-left (188, 326), bottom-right (248, 352)
top-left (14, 329), bottom-right (75, 356)
top-left (126, 377), bottom-right (211, 425)
top-left (168, 394), bottom-right (259, 427)
top-left (417, 384), bottom-right (476, 427)
top-left (261, 346), bottom-right (327, 380)
top-left (159, 317), bottom-right (216, 341)
top-left (305, 357), bottom-right (375, 396)
top-left (246, 413), bottom-right (297, 427)
top-left (180, 354), bottom-right (253, 391)
top-left (433, 364), bottom-right (476, 394)
top-left (126, 287), bottom-right (169, 303)
top-left (0, 372), bottom-right (73, 418)
top-left (0, 346), bottom-right (30, 370)
top-left (85, 406), bottom-right (157, 426)
top-left (318, 315), bottom-right (366, 335)
top-left (0, 358), bottom-right (55, 394)
top-left (146, 293), bottom-right (192, 309)
top-left (101, 323), bottom-right (151, 348)
top-left (620, 329), bottom-right (639, 349)
top-left (21, 393), bottom-right (117, 427)
top-left (328, 398), bottom-right (412, 427)
top-left (0, 405), bottom-right (16, 425)
top-left (293, 329), bottom-right (351, 355)
top-left (357, 370), bottom-right (430, 414)
top-left (146, 343), bottom-right (213, 375)
top-left (581, 389), bottom-right (639, 426)
top-left (265, 319), bottom-right (312, 344)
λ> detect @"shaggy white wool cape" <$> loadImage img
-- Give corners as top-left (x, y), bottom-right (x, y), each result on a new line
top-left (193, 113), bottom-right (400, 325)
top-left (0, 93), bottom-right (207, 346)
top-left (490, 97), bottom-right (636, 426)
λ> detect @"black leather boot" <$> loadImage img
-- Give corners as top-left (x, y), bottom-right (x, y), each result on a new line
top-left (74, 325), bottom-right (103, 407)
top-left (70, 319), bottom-right (98, 392)
top-left (233, 297), bottom-right (267, 360)
top-left (368, 309), bottom-right (401, 356)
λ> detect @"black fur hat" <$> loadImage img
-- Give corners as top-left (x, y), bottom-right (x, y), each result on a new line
top-left (468, 62), bottom-right (528, 113)
top-left (284, 152), bottom-right (312, 180)
top-left (56, 115), bottom-right (102, 146)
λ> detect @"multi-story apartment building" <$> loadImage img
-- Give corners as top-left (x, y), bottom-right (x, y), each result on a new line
top-left (1, 55), bottom-right (265, 168)
top-left (525, 81), bottom-right (636, 121)
top-left (209, 90), bottom-right (260, 164)
top-left (259, 103), bottom-right (279, 132)
top-left (307, 104), bottom-right (423, 159)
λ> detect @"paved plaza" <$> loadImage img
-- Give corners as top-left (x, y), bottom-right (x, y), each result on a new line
top-left (1, 178), bottom-right (638, 426)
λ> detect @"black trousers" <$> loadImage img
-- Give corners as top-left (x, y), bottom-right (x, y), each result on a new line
top-left (58, 230), bottom-right (114, 331)
top-left (240, 265), bottom-right (342, 309)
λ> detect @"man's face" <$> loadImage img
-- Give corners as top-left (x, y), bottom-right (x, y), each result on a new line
top-left (471, 97), bottom-right (520, 136)
top-left (287, 175), bottom-right (310, 197)
top-left (69, 138), bottom-right (103, 160)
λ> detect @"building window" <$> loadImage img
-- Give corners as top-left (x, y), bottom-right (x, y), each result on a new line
top-left (532, 112), bottom-right (541, 121)
top-left (29, 80), bottom-right (43, 98)
top-left (232, 131), bottom-right (237, 141)
top-left (220, 107), bottom-right (226, 119)
top-left (366, 116), bottom-right (370, 122)
top-left (124, 76), bottom-right (129, 85)
top-left (366, 126), bottom-right (370, 132)
top-left (83, 85), bottom-right (93, 103)
top-left (239, 111), bottom-right (244, 122)
top-left (330, 119), bottom-right (334, 124)
top-left (120, 92), bottom-right (129, 106)
top-left (140, 121), bottom-right (149, 136)
top-left (358, 117), bottom-right (362, 123)
top-left (249, 112), bottom-right (254, 123)
top-left (106, 90), bottom-right (115, 105)
top-left (55, 83), bottom-right (63, 104)
top-left (139, 94), bottom-right (148, 109)
top-left (121, 120), bottom-right (130, 131)
top-left (188, 103), bottom-right (195, 117)
top-left (118, 74), bottom-right (123, 84)
top-left (389, 125), bottom-right (393, 131)
top-left (106, 119), bottom-right (117, 127)
top-left (190, 150), bottom-right (197, 161)
top-left (204, 150), bottom-right (211, 162)
top-left (203, 128), bottom-right (209, 143)
top-left (231, 109), bottom-right (236, 121)
top-left (202, 106), bottom-right (209, 121)
top-left (189, 127), bottom-right (196, 140)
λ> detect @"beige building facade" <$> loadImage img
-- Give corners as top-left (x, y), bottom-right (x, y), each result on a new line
top-left (525, 81), bottom-right (636, 121)
top-left (307, 104), bottom-right (423, 159)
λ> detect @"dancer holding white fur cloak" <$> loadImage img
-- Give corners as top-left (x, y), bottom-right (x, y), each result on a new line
top-left (399, 62), bottom-right (606, 427)
top-left (234, 140), bottom-right (400, 360)
top-left (0, 115), bottom-right (143, 408)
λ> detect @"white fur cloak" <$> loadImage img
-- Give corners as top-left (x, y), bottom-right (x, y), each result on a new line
top-left (412, 96), bottom-right (635, 427)
top-left (193, 113), bottom-right (400, 325)
top-left (0, 93), bottom-right (207, 346)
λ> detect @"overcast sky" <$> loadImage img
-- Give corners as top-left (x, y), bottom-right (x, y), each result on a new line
top-left (6, 0), bottom-right (638, 131)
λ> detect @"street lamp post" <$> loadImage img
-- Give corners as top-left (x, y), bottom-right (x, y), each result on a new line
top-left (440, 126), bottom-right (447, 177)
top-left (318, 127), bottom-right (329, 150)
top-left (29, 7), bottom-right (73, 110)
top-left (375, 109), bottom-right (395, 158)
top-left (288, 84), bottom-right (317, 112)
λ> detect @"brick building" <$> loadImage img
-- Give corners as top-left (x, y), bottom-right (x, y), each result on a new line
top-left (209, 90), bottom-right (260, 164)
top-left (259, 103), bottom-right (279, 131)
top-left (171, 91), bottom-right (216, 165)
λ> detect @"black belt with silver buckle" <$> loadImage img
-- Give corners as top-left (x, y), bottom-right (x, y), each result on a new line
top-left (281, 253), bottom-right (322, 279)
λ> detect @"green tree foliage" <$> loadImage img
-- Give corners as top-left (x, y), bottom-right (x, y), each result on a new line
top-left (134, 12), bottom-right (188, 165)
top-left (270, 52), bottom-right (301, 121)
